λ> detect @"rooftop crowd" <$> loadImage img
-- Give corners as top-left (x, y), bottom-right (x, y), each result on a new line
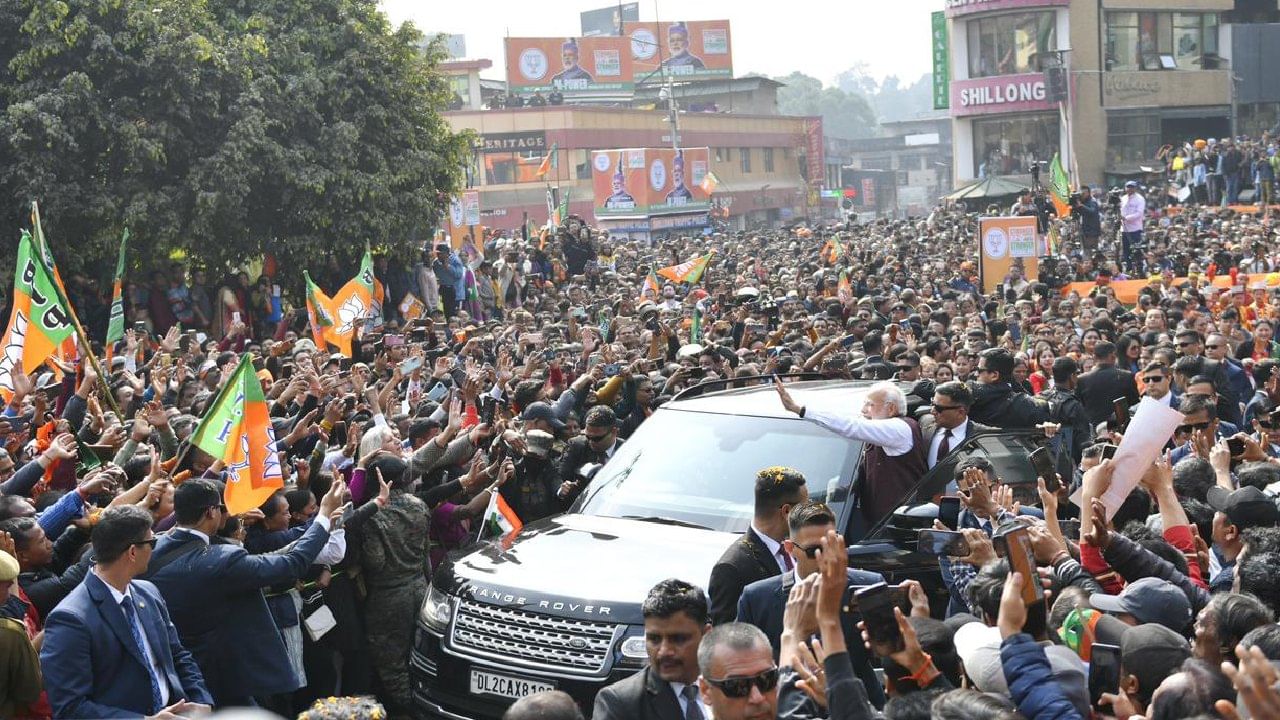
top-left (8, 135), bottom-right (1280, 720)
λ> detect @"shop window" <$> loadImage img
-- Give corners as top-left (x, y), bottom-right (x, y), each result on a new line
top-left (715, 148), bottom-right (728, 162)
top-left (1106, 12), bottom-right (1218, 71)
top-left (763, 147), bottom-right (775, 172)
top-left (740, 148), bottom-right (752, 173)
top-left (484, 150), bottom-right (550, 185)
top-left (973, 113), bottom-right (1059, 178)
top-left (575, 150), bottom-right (592, 180)
top-left (1106, 114), bottom-right (1161, 168)
top-left (967, 11), bottom-right (1056, 79)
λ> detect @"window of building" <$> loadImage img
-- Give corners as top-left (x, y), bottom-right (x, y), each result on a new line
top-left (740, 147), bottom-right (752, 173)
top-left (575, 150), bottom-right (592, 180)
top-left (1106, 113), bottom-right (1161, 168)
top-left (483, 149), bottom-right (551, 185)
top-left (897, 171), bottom-right (909, 185)
top-left (715, 148), bottom-right (728, 162)
top-left (967, 11), bottom-right (1056, 79)
top-left (763, 147), bottom-right (775, 172)
top-left (1106, 11), bottom-right (1218, 71)
top-left (862, 155), bottom-right (893, 171)
top-left (972, 113), bottom-right (1059, 177)
top-left (446, 74), bottom-right (470, 109)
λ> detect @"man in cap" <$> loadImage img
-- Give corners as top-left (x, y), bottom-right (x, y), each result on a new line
top-left (1206, 485), bottom-right (1280, 591)
top-left (1120, 181), bottom-right (1146, 274)
top-left (664, 150), bottom-right (694, 206)
top-left (1089, 577), bottom-right (1193, 634)
top-left (661, 22), bottom-right (705, 71)
top-left (1098, 623), bottom-right (1192, 718)
top-left (500, 429), bottom-right (564, 524)
top-left (551, 38), bottom-right (594, 85)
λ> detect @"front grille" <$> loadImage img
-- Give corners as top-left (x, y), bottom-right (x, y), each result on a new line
top-left (449, 598), bottom-right (620, 674)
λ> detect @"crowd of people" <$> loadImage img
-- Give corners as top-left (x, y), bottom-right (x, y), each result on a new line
top-left (9, 133), bottom-right (1280, 720)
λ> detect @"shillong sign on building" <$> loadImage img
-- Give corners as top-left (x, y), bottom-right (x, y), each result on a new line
top-left (950, 73), bottom-right (1057, 117)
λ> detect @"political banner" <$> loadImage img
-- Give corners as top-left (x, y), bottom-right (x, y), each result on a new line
top-left (505, 36), bottom-right (634, 95)
top-left (591, 147), bottom-right (711, 218)
top-left (978, 216), bottom-right (1039, 294)
top-left (581, 2), bottom-right (639, 37)
top-left (623, 20), bottom-right (732, 82)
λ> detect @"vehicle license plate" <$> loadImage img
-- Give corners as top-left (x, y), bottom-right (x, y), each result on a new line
top-left (469, 669), bottom-right (555, 699)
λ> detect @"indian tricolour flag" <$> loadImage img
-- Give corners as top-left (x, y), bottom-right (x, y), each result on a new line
top-left (482, 490), bottom-right (523, 538)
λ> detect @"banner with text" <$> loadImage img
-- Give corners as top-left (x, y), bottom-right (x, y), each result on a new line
top-left (932, 12), bottom-right (950, 110)
top-left (592, 147), bottom-right (711, 218)
top-left (978, 215), bottom-right (1039, 293)
top-left (622, 20), bottom-right (732, 83)
top-left (505, 36), bottom-right (634, 95)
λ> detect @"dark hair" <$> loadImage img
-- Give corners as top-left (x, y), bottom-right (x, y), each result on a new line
top-left (1244, 526), bottom-right (1280, 557)
top-left (787, 501), bottom-right (835, 537)
top-left (368, 455), bottom-right (410, 490)
top-left (1143, 361), bottom-right (1170, 376)
top-left (978, 348), bottom-right (1014, 381)
top-left (1094, 341), bottom-right (1117, 360)
top-left (930, 689), bottom-right (1019, 720)
top-left (934, 381), bottom-right (973, 408)
top-left (1147, 659), bottom-right (1233, 720)
top-left (1051, 356), bottom-right (1078, 384)
top-left (908, 617), bottom-right (961, 686)
top-left (1178, 394), bottom-right (1217, 421)
top-left (408, 420), bottom-right (438, 443)
top-left (863, 330), bottom-right (883, 356)
top-left (0, 517), bottom-right (37, 551)
top-left (1240, 623), bottom-right (1280, 658)
top-left (641, 579), bottom-right (709, 625)
top-left (753, 466), bottom-right (807, 516)
top-left (92, 506), bottom-right (155, 564)
top-left (0, 496), bottom-right (33, 522)
top-left (1182, 498), bottom-right (1214, 543)
top-left (966, 560), bottom-right (1008, 623)
top-left (1237, 462), bottom-right (1280, 493)
top-left (501, 691), bottom-right (584, 720)
top-left (1172, 457), bottom-right (1216, 503)
top-left (1206, 593), bottom-right (1274, 659)
top-left (1049, 586), bottom-right (1090, 634)
top-left (1254, 359), bottom-right (1280, 386)
top-left (285, 488), bottom-right (315, 516)
top-left (1239, 552), bottom-right (1280, 615)
top-left (258, 490), bottom-right (288, 518)
top-left (1110, 487), bottom-right (1152, 531)
top-left (884, 689), bottom-right (945, 720)
top-left (584, 405), bottom-right (617, 429)
top-left (173, 479), bottom-right (223, 525)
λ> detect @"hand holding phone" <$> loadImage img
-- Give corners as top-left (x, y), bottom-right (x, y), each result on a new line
top-left (1029, 447), bottom-right (1060, 492)
top-left (917, 528), bottom-right (971, 556)
top-left (853, 583), bottom-right (904, 654)
top-left (425, 382), bottom-right (448, 403)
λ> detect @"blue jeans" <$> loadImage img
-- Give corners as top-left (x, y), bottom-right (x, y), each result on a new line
top-left (1225, 173), bottom-right (1242, 205)
top-left (1122, 230), bottom-right (1144, 273)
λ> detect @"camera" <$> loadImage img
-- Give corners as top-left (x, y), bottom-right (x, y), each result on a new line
top-left (1107, 188), bottom-right (1124, 209)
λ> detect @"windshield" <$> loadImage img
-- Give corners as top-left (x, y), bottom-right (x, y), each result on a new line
top-left (576, 408), bottom-right (862, 533)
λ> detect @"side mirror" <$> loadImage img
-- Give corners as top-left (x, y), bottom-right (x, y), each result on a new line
top-left (577, 463), bottom-right (603, 483)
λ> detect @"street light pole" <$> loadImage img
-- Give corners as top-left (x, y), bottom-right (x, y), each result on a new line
top-left (660, 73), bottom-right (681, 152)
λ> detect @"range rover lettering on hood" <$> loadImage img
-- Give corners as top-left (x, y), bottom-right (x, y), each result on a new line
top-left (470, 586), bottom-right (612, 615)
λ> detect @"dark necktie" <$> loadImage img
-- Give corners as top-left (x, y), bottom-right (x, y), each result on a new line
top-left (937, 428), bottom-right (952, 463)
top-left (121, 597), bottom-right (164, 713)
top-left (780, 548), bottom-right (794, 572)
top-left (682, 684), bottom-right (705, 720)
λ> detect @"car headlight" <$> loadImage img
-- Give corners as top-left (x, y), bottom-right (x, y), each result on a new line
top-left (617, 634), bottom-right (648, 668)
top-left (419, 584), bottom-right (453, 634)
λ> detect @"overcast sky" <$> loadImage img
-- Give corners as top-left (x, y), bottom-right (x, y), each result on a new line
top-left (378, 1), bottom-right (934, 86)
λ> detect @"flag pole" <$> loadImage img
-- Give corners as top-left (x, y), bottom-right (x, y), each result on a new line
top-left (30, 202), bottom-right (121, 417)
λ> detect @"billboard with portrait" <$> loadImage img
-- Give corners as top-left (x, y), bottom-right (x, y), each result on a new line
top-left (581, 2), bottom-right (639, 37)
top-left (622, 20), bottom-right (732, 82)
top-left (505, 36), bottom-right (633, 95)
top-left (591, 147), bottom-right (712, 218)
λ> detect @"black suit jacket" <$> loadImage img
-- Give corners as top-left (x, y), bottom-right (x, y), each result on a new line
top-left (708, 527), bottom-right (780, 625)
top-left (559, 436), bottom-right (622, 485)
top-left (917, 417), bottom-right (997, 465)
top-left (735, 569), bottom-right (888, 709)
top-left (1075, 364), bottom-right (1140, 426)
top-left (592, 666), bottom-right (684, 720)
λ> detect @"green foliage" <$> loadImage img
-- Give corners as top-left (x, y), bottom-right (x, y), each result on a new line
top-left (772, 71), bottom-right (878, 141)
top-left (0, 0), bottom-right (469, 285)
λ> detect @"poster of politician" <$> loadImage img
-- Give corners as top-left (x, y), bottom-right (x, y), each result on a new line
top-left (622, 20), bottom-right (732, 82)
top-left (505, 36), bottom-right (634, 95)
top-left (592, 147), bottom-right (712, 218)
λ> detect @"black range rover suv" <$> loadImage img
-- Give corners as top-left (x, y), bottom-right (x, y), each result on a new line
top-left (411, 377), bottom-right (1039, 718)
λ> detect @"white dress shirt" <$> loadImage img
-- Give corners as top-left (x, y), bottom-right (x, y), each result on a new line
top-left (95, 570), bottom-right (171, 707)
top-left (669, 681), bottom-right (710, 719)
top-left (804, 406), bottom-right (913, 457)
top-left (751, 523), bottom-right (790, 574)
top-left (927, 420), bottom-right (969, 468)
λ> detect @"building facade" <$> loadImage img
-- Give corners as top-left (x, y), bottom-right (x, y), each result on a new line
top-left (945, 0), bottom-right (1234, 188)
top-left (445, 106), bottom-right (818, 232)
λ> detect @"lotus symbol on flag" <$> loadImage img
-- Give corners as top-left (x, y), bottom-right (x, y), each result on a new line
top-left (0, 312), bottom-right (29, 393)
top-left (334, 294), bottom-right (365, 336)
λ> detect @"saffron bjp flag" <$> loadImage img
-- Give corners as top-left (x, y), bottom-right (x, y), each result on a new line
top-left (837, 269), bottom-right (852, 303)
top-left (822, 236), bottom-right (844, 265)
top-left (105, 229), bottom-right (129, 359)
top-left (482, 489), bottom-right (523, 538)
top-left (700, 170), bottom-right (721, 195)
top-left (535, 142), bottom-right (559, 179)
top-left (303, 271), bottom-right (335, 349)
top-left (189, 353), bottom-right (283, 515)
top-left (327, 249), bottom-right (375, 357)
top-left (1048, 153), bottom-right (1071, 219)
top-left (30, 202), bottom-right (78, 368)
top-left (639, 271), bottom-right (661, 303)
top-left (0, 231), bottom-right (77, 400)
top-left (657, 252), bottom-right (714, 285)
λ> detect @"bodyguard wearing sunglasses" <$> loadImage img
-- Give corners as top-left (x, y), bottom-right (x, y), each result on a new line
top-left (735, 502), bottom-right (887, 709)
top-left (919, 382), bottom-right (995, 471)
top-left (1169, 394), bottom-right (1228, 466)
top-left (696, 623), bottom-right (779, 720)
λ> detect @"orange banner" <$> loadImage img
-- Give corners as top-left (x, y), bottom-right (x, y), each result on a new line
top-left (622, 20), bottom-right (733, 82)
top-left (978, 216), bottom-right (1039, 294)
top-left (1062, 271), bottom-right (1280, 304)
top-left (592, 147), bottom-right (711, 217)
top-left (505, 36), bottom-right (633, 94)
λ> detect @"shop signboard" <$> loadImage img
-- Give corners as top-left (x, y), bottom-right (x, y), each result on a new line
top-left (591, 147), bottom-right (711, 218)
top-left (945, 0), bottom-right (1069, 18)
top-left (622, 20), bottom-right (732, 82)
top-left (505, 36), bottom-right (633, 95)
top-left (978, 216), bottom-right (1039, 293)
top-left (950, 73), bottom-right (1057, 117)
top-left (932, 12), bottom-right (950, 110)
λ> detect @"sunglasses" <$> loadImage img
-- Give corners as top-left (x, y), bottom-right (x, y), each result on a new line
top-left (132, 537), bottom-right (158, 549)
top-left (791, 543), bottom-right (821, 559)
top-left (1176, 421), bottom-right (1212, 434)
top-left (585, 431), bottom-right (613, 443)
top-left (704, 667), bottom-right (779, 698)
top-left (932, 402), bottom-right (962, 412)
top-left (1142, 376), bottom-right (1166, 383)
